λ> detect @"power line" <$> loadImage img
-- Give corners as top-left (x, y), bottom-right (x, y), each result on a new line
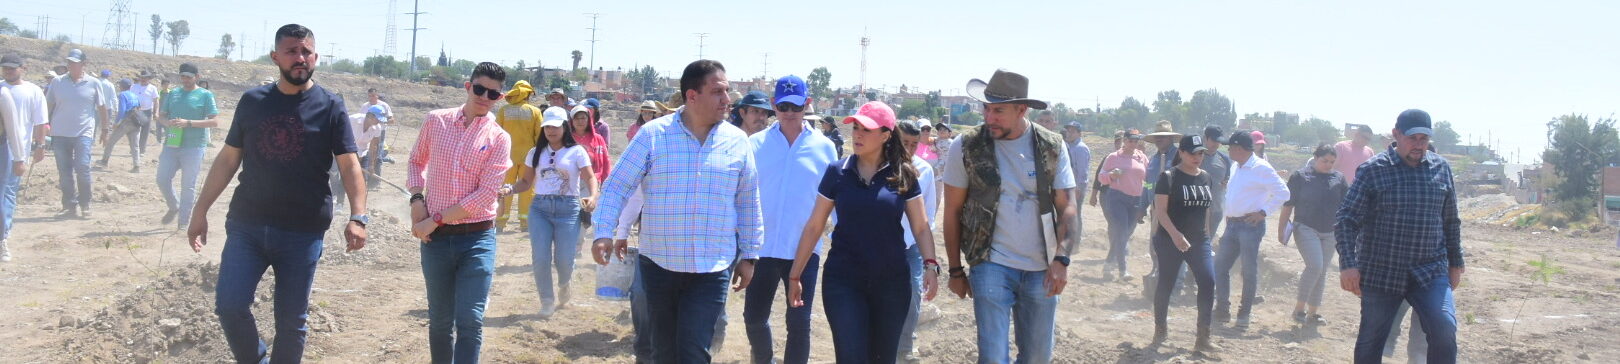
top-left (584, 13), bottom-right (600, 74)
top-left (406, 0), bottom-right (426, 72)
top-left (693, 32), bottom-right (709, 59)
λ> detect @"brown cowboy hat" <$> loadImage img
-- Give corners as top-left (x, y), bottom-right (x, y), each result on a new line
top-left (1145, 120), bottom-right (1181, 141)
top-left (966, 69), bottom-right (1048, 110)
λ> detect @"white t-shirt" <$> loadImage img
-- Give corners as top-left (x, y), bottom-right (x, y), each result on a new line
top-left (347, 114), bottom-right (383, 157)
top-left (524, 145), bottom-right (593, 196)
top-left (132, 82), bottom-right (159, 110)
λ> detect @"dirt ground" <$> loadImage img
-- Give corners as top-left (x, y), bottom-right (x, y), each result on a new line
top-left (3, 36), bottom-right (1620, 363)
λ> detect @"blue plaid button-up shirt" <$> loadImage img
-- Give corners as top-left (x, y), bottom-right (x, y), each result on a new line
top-left (1335, 147), bottom-right (1464, 294)
top-left (593, 109), bottom-right (763, 273)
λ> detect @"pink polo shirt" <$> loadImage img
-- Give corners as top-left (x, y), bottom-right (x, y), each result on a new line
top-left (1333, 140), bottom-right (1376, 184)
top-left (1098, 149), bottom-right (1149, 196)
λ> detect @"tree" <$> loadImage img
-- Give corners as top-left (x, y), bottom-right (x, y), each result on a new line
top-left (1117, 97), bottom-right (1151, 131)
top-left (570, 50), bottom-right (583, 71)
top-left (216, 33), bottom-right (236, 59)
top-left (1432, 120), bottom-right (1461, 151)
top-left (362, 55), bottom-right (407, 79)
top-left (1187, 89), bottom-right (1236, 132)
top-left (17, 29), bottom-right (38, 39)
top-left (52, 35), bottom-right (72, 44)
top-left (1541, 114), bottom-right (1619, 221)
top-left (1151, 90), bottom-right (1186, 127)
top-left (328, 59), bottom-right (362, 74)
top-left (625, 65), bottom-right (659, 97)
top-left (896, 99), bottom-right (932, 120)
top-left (957, 111), bottom-right (984, 125)
top-left (0, 18), bottom-right (19, 35)
top-left (807, 67), bottom-right (833, 100)
top-left (148, 15), bottom-right (164, 54)
top-left (164, 20), bottom-right (190, 56)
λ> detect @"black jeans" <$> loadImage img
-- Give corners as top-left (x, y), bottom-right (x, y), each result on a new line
top-left (1152, 234), bottom-right (1216, 331)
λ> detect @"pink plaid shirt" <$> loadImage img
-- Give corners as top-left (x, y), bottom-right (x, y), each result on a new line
top-left (408, 106), bottom-right (513, 225)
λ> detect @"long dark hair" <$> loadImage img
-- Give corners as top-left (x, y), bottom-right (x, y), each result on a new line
top-left (880, 126), bottom-right (919, 196)
top-left (532, 118), bottom-right (578, 166)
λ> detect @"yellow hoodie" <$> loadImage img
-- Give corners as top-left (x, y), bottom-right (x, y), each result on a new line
top-left (497, 80), bottom-right (543, 177)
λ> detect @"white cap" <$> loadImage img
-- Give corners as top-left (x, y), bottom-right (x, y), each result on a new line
top-left (542, 107), bottom-right (567, 128)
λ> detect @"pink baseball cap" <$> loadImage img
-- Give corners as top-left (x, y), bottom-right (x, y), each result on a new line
top-left (843, 101), bottom-right (897, 130)
top-left (1250, 130), bottom-right (1267, 145)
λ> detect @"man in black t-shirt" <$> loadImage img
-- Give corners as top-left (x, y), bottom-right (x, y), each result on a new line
top-left (187, 24), bottom-right (369, 364)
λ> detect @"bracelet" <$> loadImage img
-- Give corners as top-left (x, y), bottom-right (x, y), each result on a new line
top-left (948, 266), bottom-right (965, 274)
top-left (923, 259), bottom-right (939, 267)
top-left (788, 277), bottom-right (800, 281)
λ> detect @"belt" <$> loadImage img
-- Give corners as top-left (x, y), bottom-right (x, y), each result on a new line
top-left (434, 220), bottom-right (494, 235)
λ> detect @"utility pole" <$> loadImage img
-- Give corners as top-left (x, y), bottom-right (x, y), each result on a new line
top-left (859, 29), bottom-right (870, 96)
top-left (407, 0), bottom-right (427, 73)
top-left (584, 13), bottom-right (600, 75)
top-left (762, 52), bottom-right (769, 80)
top-left (694, 32), bottom-right (709, 59)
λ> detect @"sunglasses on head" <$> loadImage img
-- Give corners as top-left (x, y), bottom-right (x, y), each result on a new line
top-left (775, 103), bottom-right (804, 112)
top-left (471, 84), bottom-right (503, 100)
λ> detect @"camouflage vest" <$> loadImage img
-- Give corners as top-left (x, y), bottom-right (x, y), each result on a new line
top-left (958, 122), bottom-right (1064, 267)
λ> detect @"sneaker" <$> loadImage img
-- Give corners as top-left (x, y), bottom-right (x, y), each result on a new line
top-left (95, 160), bottom-right (108, 168)
top-left (1235, 313), bottom-right (1252, 329)
top-left (1, 239), bottom-right (11, 262)
top-left (1306, 314), bottom-right (1328, 326)
top-left (79, 209), bottom-right (92, 219)
top-left (558, 285), bottom-right (572, 307)
top-left (539, 302), bottom-right (557, 318)
top-left (1292, 311), bottom-right (1307, 323)
top-left (161, 209), bottom-right (178, 224)
top-left (1120, 272), bottom-right (1135, 283)
top-left (56, 208), bottom-right (77, 219)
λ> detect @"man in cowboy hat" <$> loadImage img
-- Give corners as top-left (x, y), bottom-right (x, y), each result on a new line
top-left (942, 69), bottom-right (1079, 363)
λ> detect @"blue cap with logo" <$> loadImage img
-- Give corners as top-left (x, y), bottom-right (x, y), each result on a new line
top-left (774, 75), bottom-right (808, 106)
top-left (366, 104), bottom-right (389, 123)
top-left (1396, 109), bottom-right (1433, 136)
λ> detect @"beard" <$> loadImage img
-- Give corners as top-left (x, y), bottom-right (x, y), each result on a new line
top-left (280, 63), bottom-right (314, 86)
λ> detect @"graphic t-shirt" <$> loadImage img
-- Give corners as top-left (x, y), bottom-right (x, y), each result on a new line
top-left (525, 145), bottom-right (593, 196)
top-left (225, 84), bottom-right (357, 232)
top-left (1153, 168), bottom-right (1214, 244)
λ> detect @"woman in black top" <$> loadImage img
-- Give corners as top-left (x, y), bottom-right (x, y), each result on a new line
top-left (1150, 135), bottom-right (1220, 354)
top-left (820, 118), bottom-right (845, 158)
top-left (1276, 144), bottom-right (1349, 325)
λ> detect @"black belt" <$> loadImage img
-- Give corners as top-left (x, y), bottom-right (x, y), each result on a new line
top-left (434, 220), bottom-right (494, 235)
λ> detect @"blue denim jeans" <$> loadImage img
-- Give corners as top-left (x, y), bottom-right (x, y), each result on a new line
top-left (822, 259), bottom-right (910, 364)
top-left (0, 137), bottom-right (16, 239)
top-left (1354, 275), bottom-right (1457, 364)
top-left (1152, 236), bottom-right (1215, 330)
top-left (421, 228), bottom-right (498, 364)
top-left (638, 255), bottom-right (732, 363)
top-left (529, 195), bottom-right (581, 306)
top-left (743, 255), bottom-right (819, 364)
top-left (51, 136), bottom-right (93, 211)
top-left (969, 262), bottom-right (1057, 364)
top-left (1101, 189), bottom-right (1138, 275)
top-left (898, 244), bottom-right (924, 357)
top-left (157, 146), bottom-right (206, 227)
top-left (1215, 218), bottom-right (1265, 312)
top-left (214, 219), bottom-right (325, 364)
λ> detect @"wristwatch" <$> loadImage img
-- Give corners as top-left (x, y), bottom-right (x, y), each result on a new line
top-left (349, 214), bottom-right (369, 227)
top-left (410, 193), bottom-right (426, 204)
top-left (1052, 256), bottom-right (1071, 267)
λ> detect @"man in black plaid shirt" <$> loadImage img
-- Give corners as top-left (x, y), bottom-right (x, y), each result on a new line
top-left (1335, 109), bottom-right (1464, 364)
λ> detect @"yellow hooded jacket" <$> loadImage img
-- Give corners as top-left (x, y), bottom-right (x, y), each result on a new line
top-left (497, 80), bottom-right (544, 178)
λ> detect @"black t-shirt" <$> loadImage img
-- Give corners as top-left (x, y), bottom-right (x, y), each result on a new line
top-left (1153, 168), bottom-right (1213, 243)
top-left (225, 84), bottom-right (357, 232)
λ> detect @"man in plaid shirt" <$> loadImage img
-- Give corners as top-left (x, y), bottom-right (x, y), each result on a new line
top-left (1336, 109), bottom-right (1464, 364)
top-left (407, 62), bottom-right (513, 364)
top-left (591, 59), bottom-right (762, 363)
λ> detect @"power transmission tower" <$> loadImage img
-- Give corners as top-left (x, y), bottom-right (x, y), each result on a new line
top-left (859, 30), bottom-right (870, 95)
top-left (694, 33), bottom-right (709, 59)
top-left (101, 0), bottom-right (134, 50)
top-left (383, 0), bottom-right (398, 57)
top-left (406, 0), bottom-right (427, 72)
top-left (583, 13), bottom-right (600, 75)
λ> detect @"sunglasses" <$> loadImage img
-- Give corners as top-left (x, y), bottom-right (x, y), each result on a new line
top-left (775, 103), bottom-right (804, 113)
top-left (471, 84), bottom-right (503, 100)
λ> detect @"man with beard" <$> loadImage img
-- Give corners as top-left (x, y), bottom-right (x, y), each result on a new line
top-left (188, 24), bottom-right (369, 364)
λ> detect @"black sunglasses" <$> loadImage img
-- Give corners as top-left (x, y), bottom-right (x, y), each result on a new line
top-left (775, 103), bottom-right (804, 112)
top-left (471, 84), bottom-right (503, 100)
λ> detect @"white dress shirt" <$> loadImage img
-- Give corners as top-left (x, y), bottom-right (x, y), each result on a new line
top-left (1223, 154), bottom-right (1290, 217)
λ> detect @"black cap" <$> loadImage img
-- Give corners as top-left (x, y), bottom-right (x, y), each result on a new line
top-left (138, 70), bottom-right (156, 79)
top-left (1396, 109), bottom-right (1432, 136)
top-left (1179, 135), bottom-right (1208, 154)
top-left (1228, 130), bottom-right (1255, 150)
top-left (1203, 125), bottom-right (1228, 143)
top-left (0, 54), bottom-right (21, 68)
top-left (178, 63), bottom-right (199, 77)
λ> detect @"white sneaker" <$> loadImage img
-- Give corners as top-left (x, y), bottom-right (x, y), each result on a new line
top-left (1, 239), bottom-right (11, 262)
top-left (539, 302), bottom-right (557, 318)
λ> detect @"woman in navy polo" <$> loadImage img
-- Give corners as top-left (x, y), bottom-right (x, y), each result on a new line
top-left (786, 101), bottom-right (940, 363)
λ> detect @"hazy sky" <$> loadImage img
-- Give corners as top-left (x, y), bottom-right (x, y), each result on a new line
top-left (8, 0), bottom-right (1616, 164)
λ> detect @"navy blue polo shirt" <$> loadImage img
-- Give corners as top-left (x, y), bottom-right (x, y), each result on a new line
top-left (817, 155), bottom-right (923, 277)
